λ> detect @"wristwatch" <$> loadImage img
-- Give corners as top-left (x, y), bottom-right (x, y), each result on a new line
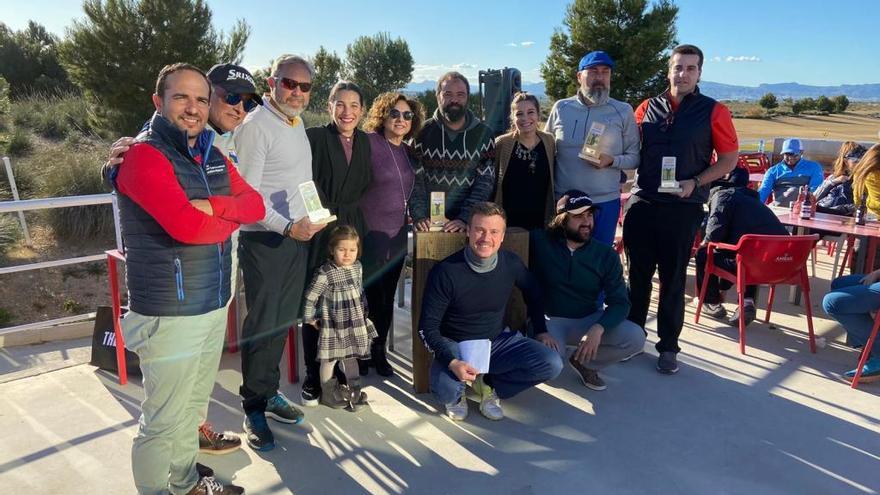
top-left (693, 175), bottom-right (702, 188)
top-left (282, 220), bottom-right (293, 237)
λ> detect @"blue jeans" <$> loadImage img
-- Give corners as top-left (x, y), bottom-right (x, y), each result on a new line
top-left (591, 197), bottom-right (621, 246)
top-left (822, 274), bottom-right (880, 358)
top-left (430, 329), bottom-right (564, 405)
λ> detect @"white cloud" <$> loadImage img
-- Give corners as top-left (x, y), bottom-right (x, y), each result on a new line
top-left (709, 56), bottom-right (722, 63)
top-left (506, 41), bottom-right (535, 48)
top-left (506, 42), bottom-right (518, 47)
top-left (452, 63), bottom-right (477, 69)
top-left (520, 41), bottom-right (535, 47)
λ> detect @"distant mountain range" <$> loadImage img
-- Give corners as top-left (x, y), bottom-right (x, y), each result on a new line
top-left (404, 80), bottom-right (880, 102)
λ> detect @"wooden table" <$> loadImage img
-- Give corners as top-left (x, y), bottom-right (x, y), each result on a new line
top-left (410, 228), bottom-right (529, 393)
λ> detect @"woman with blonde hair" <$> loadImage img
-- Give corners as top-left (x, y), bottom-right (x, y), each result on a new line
top-left (493, 92), bottom-right (556, 230)
top-left (852, 144), bottom-right (880, 214)
top-left (814, 141), bottom-right (867, 215)
top-left (358, 91), bottom-right (425, 376)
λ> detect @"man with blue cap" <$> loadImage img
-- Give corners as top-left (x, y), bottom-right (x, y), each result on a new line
top-left (758, 138), bottom-right (825, 204)
top-left (544, 50), bottom-right (640, 246)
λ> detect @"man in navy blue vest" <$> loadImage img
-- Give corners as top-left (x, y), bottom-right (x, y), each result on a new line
top-left (114, 63), bottom-right (264, 495)
top-left (624, 44), bottom-right (740, 375)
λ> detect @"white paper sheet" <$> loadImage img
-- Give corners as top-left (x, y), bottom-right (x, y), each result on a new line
top-left (459, 339), bottom-right (491, 374)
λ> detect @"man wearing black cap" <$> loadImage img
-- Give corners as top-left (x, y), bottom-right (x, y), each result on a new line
top-left (544, 50), bottom-right (640, 246)
top-left (530, 190), bottom-right (646, 390)
top-left (625, 44), bottom-right (739, 374)
top-left (695, 167), bottom-right (789, 325)
top-left (101, 63), bottom-right (266, 457)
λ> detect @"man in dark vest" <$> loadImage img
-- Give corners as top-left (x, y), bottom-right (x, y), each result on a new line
top-left (114, 63), bottom-right (264, 495)
top-left (624, 44), bottom-right (739, 375)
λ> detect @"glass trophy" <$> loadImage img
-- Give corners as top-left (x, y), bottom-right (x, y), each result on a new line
top-left (429, 191), bottom-right (447, 231)
top-left (578, 122), bottom-right (606, 164)
top-left (658, 156), bottom-right (682, 193)
top-left (298, 180), bottom-right (337, 224)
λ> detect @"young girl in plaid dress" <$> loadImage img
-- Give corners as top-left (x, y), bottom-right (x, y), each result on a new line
top-left (303, 225), bottom-right (377, 410)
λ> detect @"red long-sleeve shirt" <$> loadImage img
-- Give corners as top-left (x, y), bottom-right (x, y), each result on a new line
top-left (116, 143), bottom-right (265, 245)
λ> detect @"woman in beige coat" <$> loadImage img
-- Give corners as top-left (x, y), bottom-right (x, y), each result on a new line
top-left (494, 92), bottom-right (556, 230)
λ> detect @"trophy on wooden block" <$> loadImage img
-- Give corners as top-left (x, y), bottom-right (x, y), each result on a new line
top-left (657, 156), bottom-right (682, 193)
top-left (578, 121), bottom-right (606, 164)
top-left (429, 191), bottom-right (447, 231)
top-left (298, 180), bottom-right (337, 224)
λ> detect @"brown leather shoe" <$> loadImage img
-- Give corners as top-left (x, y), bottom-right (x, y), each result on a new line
top-left (198, 422), bottom-right (242, 455)
top-left (185, 476), bottom-right (245, 495)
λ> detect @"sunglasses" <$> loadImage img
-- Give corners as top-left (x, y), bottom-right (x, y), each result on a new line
top-left (273, 77), bottom-right (312, 93)
top-left (214, 87), bottom-right (258, 112)
top-left (389, 109), bottom-right (414, 121)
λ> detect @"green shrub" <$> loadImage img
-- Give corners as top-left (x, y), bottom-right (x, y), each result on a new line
top-left (0, 307), bottom-right (13, 327)
top-left (0, 157), bottom-right (40, 201)
top-left (5, 129), bottom-right (33, 156)
top-left (39, 144), bottom-right (114, 241)
top-left (8, 92), bottom-right (94, 138)
top-left (0, 214), bottom-right (22, 254)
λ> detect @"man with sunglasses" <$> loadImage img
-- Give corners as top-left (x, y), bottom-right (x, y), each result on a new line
top-left (624, 44), bottom-right (739, 375)
top-left (758, 138), bottom-right (824, 205)
top-left (544, 51), bottom-right (640, 246)
top-left (101, 63), bottom-right (264, 461)
top-left (232, 54), bottom-right (325, 451)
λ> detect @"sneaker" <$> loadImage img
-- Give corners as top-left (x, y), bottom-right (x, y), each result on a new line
top-left (196, 463), bottom-right (214, 479)
top-left (357, 359), bottom-right (370, 376)
top-left (198, 422), bottom-right (242, 454)
top-left (185, 475), bottom-right (244, 495)
top-left (319, 379), bottom-right (350, 409)
top-left (568, 356), bottom-right (607, 391)
top-left (728, 304), bottom-right (757, 327)
top-left (844, 357), bottom-right (880, 383)
top-left (444, 394), bottom-right (468, 421)
top-left (703, 302), bottom-right (728, 320)
top-left (242, 411), bottom-right (274, 452)
top-left (300, 381), bottom-right (321, 408)
top-left (656, 351), bottom-right (679, 375)
top-left (265, 393), bottom-right (305, 424)
top-left (372, 346), bottom-right (394, 377)
top-left (472, 375), bottom-right (503, 420)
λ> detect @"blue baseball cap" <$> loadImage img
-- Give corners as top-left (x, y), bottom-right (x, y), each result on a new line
top-left (556, 189), bottom-right (596, 215)
top-left (781, 138), bottom-right (803, 154)
top-left (578, 51), bottom-right (615, 71)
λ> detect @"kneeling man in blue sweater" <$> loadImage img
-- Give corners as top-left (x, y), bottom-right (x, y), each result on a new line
top-left (419, 202), bottom-right (564, 421)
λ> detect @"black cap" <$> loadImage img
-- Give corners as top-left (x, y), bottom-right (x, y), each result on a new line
top-left (206, 63), bottom-right (262, 103)
top-left (556, 189), bottom-right (596, 215)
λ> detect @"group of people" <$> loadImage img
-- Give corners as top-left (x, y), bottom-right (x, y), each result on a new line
top-left (105, 40), bottom-right (880, 495)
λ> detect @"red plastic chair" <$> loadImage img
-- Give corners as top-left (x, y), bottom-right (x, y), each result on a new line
top-left (850, 312), bottom-right (880, 389)
top-left (737, 152), bottom-right (770, 174)
top-left (694, 234), bottom-right (820, 354)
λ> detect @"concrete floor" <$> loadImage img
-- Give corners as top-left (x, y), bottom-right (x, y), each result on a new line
top-left (1, 253), bottom-right (879, 495)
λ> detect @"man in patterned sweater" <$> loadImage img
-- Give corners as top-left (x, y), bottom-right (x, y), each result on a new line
top-left (410, 71), bottom-right (496, 233)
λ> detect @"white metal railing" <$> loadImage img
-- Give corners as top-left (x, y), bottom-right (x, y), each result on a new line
top-left (1, 156), bottom-right (121, 335)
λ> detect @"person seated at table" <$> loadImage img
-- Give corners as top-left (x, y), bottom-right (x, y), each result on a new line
top-left (814, 142), bottom-right (867, 215)
top-left (758, 138), bottom-right (824, 205)
top-left (530, 190), bottom-right (646, 391)
top-left (418, 202), bottom-right (563, 421)
top-left (822, 270), bottom-right (880, 383)
top-left (696, 167), bottom-right (789, 326)
top-left (852, 144), bottom-right (880, 215)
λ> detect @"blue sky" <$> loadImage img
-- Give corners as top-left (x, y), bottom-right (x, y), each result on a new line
top-left (3, 0), bottom-right (879, 87)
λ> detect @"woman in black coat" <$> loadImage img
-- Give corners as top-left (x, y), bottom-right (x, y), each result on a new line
top-left (301, 81), bottom-right (373, 405)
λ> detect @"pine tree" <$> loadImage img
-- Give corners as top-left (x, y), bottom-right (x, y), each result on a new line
top-left (541, 0), bottom-right (678, 105)
top-left (343, 32), bottom-right (413, 109)
top-left (59, 0), bottom-right (249, 134)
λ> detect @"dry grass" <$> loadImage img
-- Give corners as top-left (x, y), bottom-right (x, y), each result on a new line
top-left (735, 112), bottom-right (880, 142)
